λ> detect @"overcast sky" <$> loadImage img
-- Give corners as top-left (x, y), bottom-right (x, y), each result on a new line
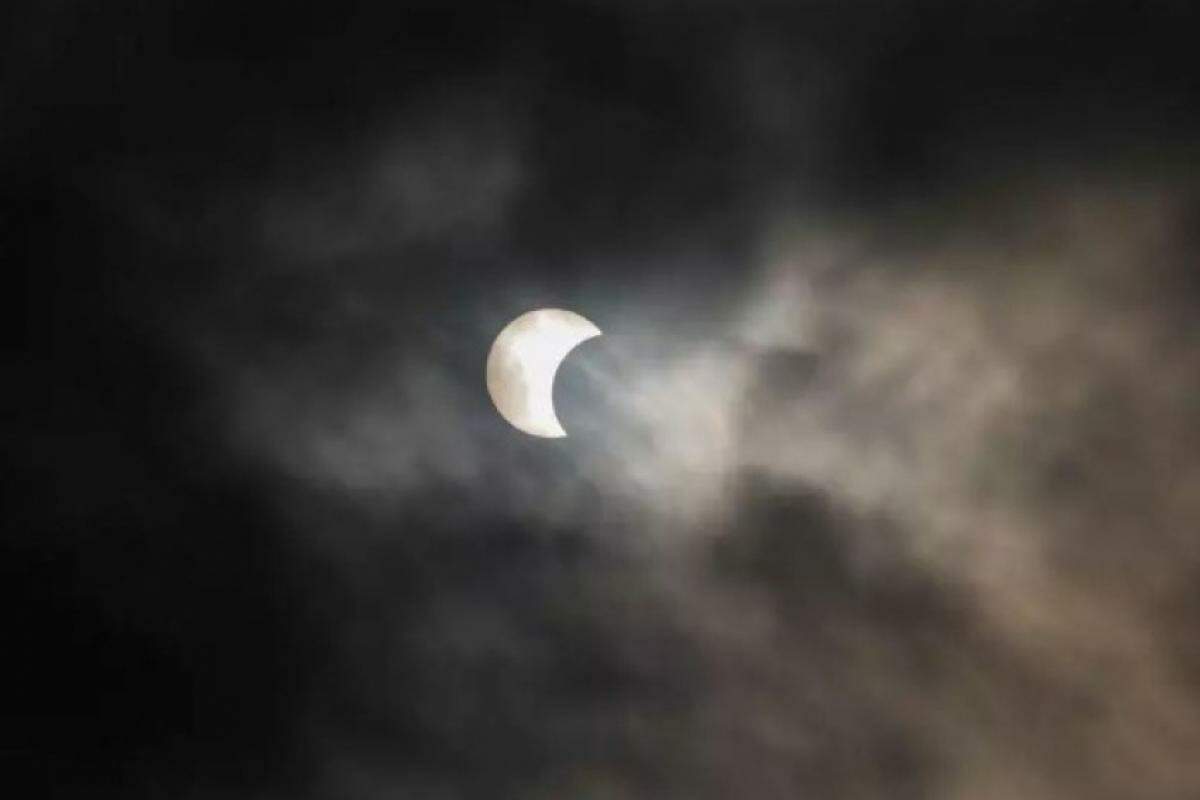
top-left (6, 2), bottom-right (1200, 798)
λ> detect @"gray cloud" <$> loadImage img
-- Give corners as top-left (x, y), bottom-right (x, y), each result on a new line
top-left (22, 3), bottom-right (1198, 796)
top-left (175, 157), bottom-right (1200, 799)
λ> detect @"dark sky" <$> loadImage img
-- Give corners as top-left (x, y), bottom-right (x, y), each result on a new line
top-left (5, 2), bottom-right (1200, 798)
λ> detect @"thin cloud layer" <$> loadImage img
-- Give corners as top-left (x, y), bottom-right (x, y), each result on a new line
top-left (9, 2), bottom-right (1200, 797)
top-left (194, 162), bottom-right (1200, 799)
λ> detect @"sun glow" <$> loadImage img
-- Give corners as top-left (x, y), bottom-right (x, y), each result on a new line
top-left (486, 309), bottom-right (602, 438)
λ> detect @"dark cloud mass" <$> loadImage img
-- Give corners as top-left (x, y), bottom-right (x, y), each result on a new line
top-left (6, 1), bottom-right (1200, 797)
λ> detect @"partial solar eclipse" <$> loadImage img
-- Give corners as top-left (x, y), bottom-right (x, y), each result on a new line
top-left (486, 308), bottom-right (602, 437)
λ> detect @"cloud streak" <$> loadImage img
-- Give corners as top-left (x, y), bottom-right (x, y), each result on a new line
top-left (188, 158), bottom-right (1200, 798)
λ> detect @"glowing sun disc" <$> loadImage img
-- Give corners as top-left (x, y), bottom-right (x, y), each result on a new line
top-left (486, 308), bottom-right (602, 437)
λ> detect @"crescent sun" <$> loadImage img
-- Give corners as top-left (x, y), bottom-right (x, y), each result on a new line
top-left (486, 308), bottom-right (602, 438)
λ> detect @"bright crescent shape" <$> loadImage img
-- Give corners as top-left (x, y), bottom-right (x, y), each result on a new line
top-left (486, 308), bottom-right (602, 438)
